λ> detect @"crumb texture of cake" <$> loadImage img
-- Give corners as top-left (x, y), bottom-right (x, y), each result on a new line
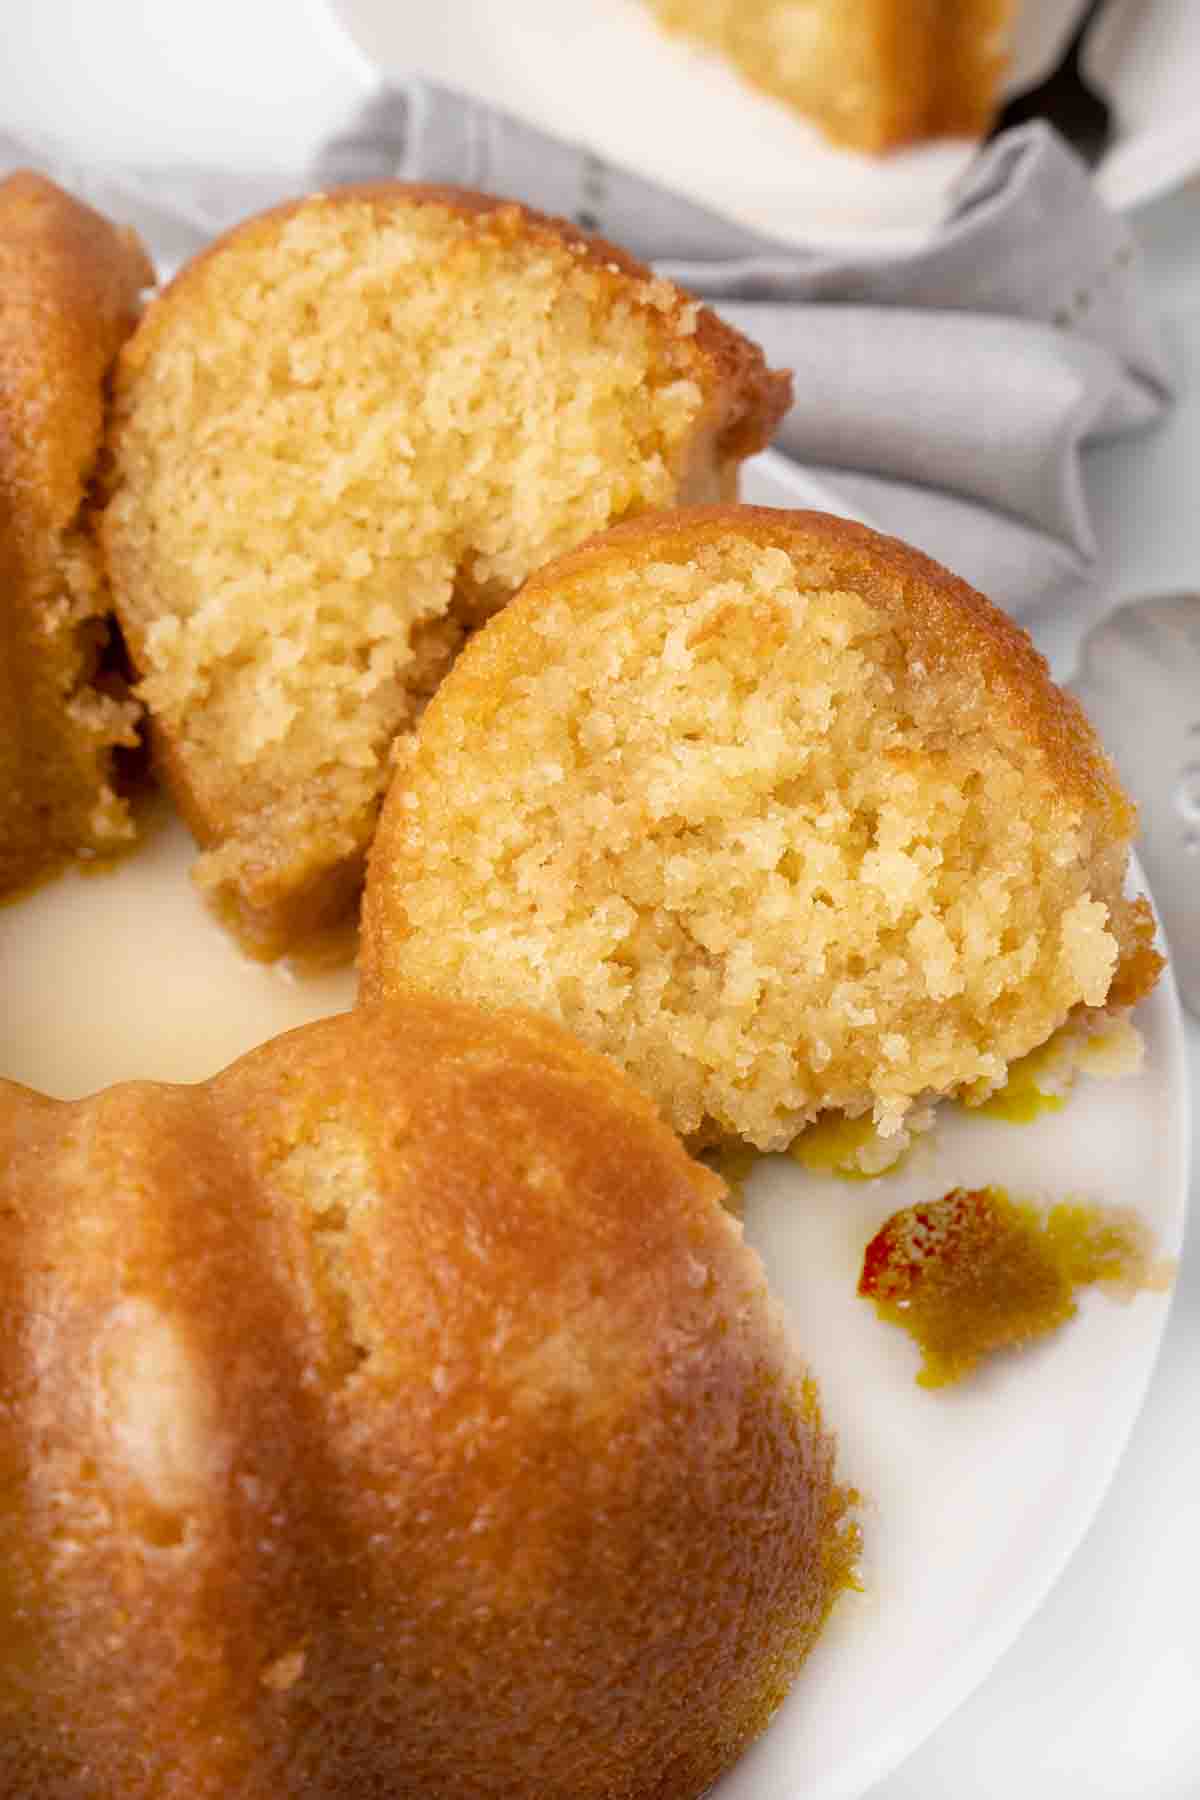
top-left (101, 184), bottom-right (789, 954)
top-left (645, 0), bottom-right (1017, 151)
top-left (362, 506), bottom-right (1161, 1152)
top-left (0, 171), bottom-right (153, 894)
top-left (0, 996), bottom-right (854, 1797)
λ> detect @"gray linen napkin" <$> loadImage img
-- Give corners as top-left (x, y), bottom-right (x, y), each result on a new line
top-left (315, 83), bottom-right (1173, 629)
top-left (0, 85), bottom-right (1172, 630)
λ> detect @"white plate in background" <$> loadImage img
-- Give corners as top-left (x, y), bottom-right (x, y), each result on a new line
top-left (323, 0), bottom-right (1200, 246)
top-left (0, 452), bottom-right (1189, 1798)
top-left (2, 0), bottom-right (1193, 249)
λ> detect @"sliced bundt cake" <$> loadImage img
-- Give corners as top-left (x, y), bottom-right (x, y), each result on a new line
top-left (0, 996), bottom-right (854, 1796)
top-left (362, 506), bottom-right (1160, 1150)
top-left (101, 185), bottom-right (789, 955)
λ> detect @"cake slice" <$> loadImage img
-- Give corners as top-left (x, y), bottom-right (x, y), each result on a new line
top-left (645, 0), bottom-right (1018, 153)
top-left (101, 184), bottom-right (789, 955)
top-left (0, 171), bottom-right (153, 894)
top-left (362, 506), bottom-right (1161, 1151)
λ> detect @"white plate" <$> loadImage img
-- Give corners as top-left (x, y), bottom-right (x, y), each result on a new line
top-left (0, 453), bottom-right (1189, 1799)
top-left (322, 0), bottom-right (1200, 247)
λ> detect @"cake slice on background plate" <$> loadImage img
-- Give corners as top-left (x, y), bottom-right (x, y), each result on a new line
top-left (644, 0), bottom-right (1019, 152)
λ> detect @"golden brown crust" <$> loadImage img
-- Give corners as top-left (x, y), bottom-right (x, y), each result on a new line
top-left (0, 171), bottom-right (154, 893)
top-left (0, 997), bottom-right (853, 1796)
top-left (0, 1076), bottom-right (328, 1790)
top-left (134, 182), bottom-right (790, 464)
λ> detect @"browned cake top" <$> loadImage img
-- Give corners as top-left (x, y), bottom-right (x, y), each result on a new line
top-left (0, 995), bottom-right (854, 1796)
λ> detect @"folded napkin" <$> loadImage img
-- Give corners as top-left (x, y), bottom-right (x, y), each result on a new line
top-left (1, 82), bottom-right (1172, 634)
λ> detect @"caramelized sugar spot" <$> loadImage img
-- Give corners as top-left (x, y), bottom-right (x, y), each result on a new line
top-left (859, 1186), bottom-right (1167, 1388)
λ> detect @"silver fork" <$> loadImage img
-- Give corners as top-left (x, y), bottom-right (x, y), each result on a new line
top-left (989, 0), bottom-right (1114, 168)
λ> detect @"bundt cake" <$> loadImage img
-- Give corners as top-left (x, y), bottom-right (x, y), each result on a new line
top-left (0, 170), bottom-right (153, 895)
top-left (362, 506), bottom-right (1161, 1151)
top-left (644, 0), bottom-right (1018, 152)
top-left (0, 996), bottom-right (855, 1796)
top-left (100, 184), bottom-right (790, 956)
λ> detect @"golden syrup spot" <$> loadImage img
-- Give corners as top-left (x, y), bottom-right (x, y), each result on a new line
top-left (789, 1111), bottom-right (907, 1181)
top-left (966, 1040), bottom-right (1067, 1123)
top-left (964, 1015), bottom-right (1143, 1124)
top-left (1042, 1202), bottom-right (1174, 1299)
top-left (858, 1186), bottom-right (1169, 1388)
top-left (1076, 1019), bottom-right (1144, 1079)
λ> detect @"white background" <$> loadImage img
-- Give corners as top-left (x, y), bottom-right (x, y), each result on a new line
top-left (1, 2), bottom-right (1197, 1793)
